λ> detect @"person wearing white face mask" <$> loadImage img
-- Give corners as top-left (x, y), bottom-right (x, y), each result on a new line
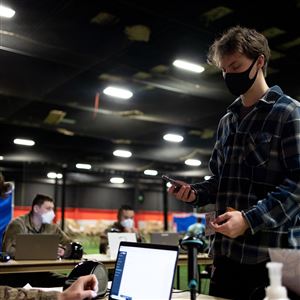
top-left (3, 194), bottom-right (71, 259)
top-left (0, 176), bottom-right (99, 298)
top-left (99, 204), bottom-right (142, 254)
top-left (1, 194), bottom-right (72, 287)
top-left (120, 217), bottom-right (134, 229)
top-left (41, 209), bottom-right (55, 224)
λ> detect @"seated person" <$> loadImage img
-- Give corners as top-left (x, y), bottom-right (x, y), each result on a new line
top-left (1, 193), bottom-right (73, 287)
top-left (186, 216), bottom-right (205, 238)
top-left (186, 216), bottom-right (209, 253)
top-left (99, 204), bottom-right (142, 254)
top-left (3, 194), bottom-right (71, 258)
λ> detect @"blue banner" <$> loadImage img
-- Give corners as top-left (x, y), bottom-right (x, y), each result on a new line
top-left (0, 194), bottom-right (13, 252)
top-left (173, 214), bottom-right (197, 233)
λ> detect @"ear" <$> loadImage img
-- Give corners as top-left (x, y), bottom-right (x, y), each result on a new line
top-left (33, 204), bottom-right (39, 213)
top-left (258, 55), bottom-right (265, 69)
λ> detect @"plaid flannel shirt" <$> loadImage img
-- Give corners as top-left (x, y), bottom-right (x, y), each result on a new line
top-left (193, 85), bottom-right (300, 264)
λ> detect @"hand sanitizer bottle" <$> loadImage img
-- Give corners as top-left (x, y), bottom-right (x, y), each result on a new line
top-left (264, 262), bottom-right (289, 300)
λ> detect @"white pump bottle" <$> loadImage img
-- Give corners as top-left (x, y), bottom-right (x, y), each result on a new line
top-left (264, 262), bottom-right (289, 300)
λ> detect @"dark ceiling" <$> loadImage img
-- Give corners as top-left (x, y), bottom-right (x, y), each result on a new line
top-left (1, 0), bottom-right (300, 186)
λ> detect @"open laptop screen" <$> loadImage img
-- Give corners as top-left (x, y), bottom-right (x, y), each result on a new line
top-left (150, 232), bottom-right (180, 246)
top-left (107, 232), bottom-right (137, 259)
top-left (109, 241), bottom-right (178, 300)
top-left (15, 234), bottom-right (59, 260)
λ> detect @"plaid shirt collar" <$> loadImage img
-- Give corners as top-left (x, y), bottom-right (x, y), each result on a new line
top-left (227, 85), bottom-right (284, 115)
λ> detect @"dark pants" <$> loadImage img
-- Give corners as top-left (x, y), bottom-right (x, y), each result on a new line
top-left (209, 256), bottom-right (269, 300)
top-left (0, 272), bottom-right (67, 287)
top-left (209, 256), bottom-right (299, 300)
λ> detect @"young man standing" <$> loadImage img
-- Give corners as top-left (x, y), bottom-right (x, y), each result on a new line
top-left (169, 26), bottom-right (300, 299)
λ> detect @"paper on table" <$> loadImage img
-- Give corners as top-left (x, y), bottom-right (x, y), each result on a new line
top-left (268, 248), bottom-right (300, 296)
top-left (23, 283), bottom-right (63, 292)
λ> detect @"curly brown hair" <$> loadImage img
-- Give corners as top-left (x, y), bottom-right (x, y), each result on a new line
top-left (207, 25), bottom-right (271, 76)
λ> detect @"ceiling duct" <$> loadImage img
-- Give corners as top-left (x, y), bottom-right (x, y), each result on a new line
top-left (90, 11), bottom-right (119, 25)
top-left (44, 110), bottom-right (66, 125)
top-left (124, 25), bottom-right (151, 42)
top-left (57, 128), bottom-right (75, 136)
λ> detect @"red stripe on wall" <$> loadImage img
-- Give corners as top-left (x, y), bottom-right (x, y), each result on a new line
top-left (13, 207), bottom-right (173, 222)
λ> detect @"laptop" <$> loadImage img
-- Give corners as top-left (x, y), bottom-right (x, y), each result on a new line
top-left (107, 232), bottom-right (137, 259)
top-left (109, 241), bottom-right (179, 300)
top-left (15, 234), bottom-right (59, 260)
top-left (150, 232), bottom-right (186, 254)
top-left (150, 232), bottom-right (180, 246)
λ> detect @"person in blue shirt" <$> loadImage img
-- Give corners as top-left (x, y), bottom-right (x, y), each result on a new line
top-left (168, 26), bottom-right (300, 300)
top-left (186, 216), bottom-right (205, 238)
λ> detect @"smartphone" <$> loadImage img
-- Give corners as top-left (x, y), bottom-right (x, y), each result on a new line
top-left (162, 175), bottom-right (182, 192)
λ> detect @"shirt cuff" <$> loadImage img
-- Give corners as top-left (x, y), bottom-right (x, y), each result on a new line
top-left (242, 207), bottom-right (265, 234)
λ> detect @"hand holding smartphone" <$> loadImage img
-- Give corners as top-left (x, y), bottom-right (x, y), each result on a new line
top-left (162, 175), bottom-right (182, 192)
top-left (162, 175), bottom-right (197, 202)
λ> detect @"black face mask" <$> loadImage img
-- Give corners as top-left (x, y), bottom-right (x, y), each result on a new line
top-left (224, 58), bottom-right (258, 96)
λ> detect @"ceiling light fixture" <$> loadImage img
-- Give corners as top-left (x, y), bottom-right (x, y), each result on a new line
top-left (47, 172), bottom-right (63, 179)
top-left (0, 5), bottom-right (15, 18)
top-left (103, 86), bottom-right (133, 99)
top-left (113, 149), bottom-right (132, 158)
top-left (13, 138), bottom-right (35, 146)
top-left (76, 163), bottom-right (92, 170)
top-left (173, 59), bottom-right (204, 73)
top-left (0, 156), bottom-right (3, 160)
top-left (185, 159), bottom-right (201, 166)
top-left (144, 169), bottom-right (158, 176)
top-left (163, 133), bottom-right (184, 143)
top-left (110, 177), bottom-right (124, 184)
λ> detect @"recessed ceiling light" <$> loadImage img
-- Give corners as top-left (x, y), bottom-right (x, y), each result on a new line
top-left (113, 149), bottom-right (132, 158)
top-left (103, 86), bottom-right (133, 99)
top-left (163, 133), bottom-right (184, 143)
top-left (47, 172), bottom-right (63, 179)
top-left (0, 156), bottom-right (3, 160)
top-left (76, 163), bottom-right (92, 170)
top-left (185, 159), bottom-right (201, 166)
top-left (47, 172), bottom-right (56, 179)
top-left (173, 59), bottom-right (205, 73)
top-left (144, 169), bottom-right (158, 176)
top-left (13, 138), bottom-right (35, 146)
top-left (110, 177), bottom-right (124, 184)
top-left (204, 175), bottom-right (211, 180)
top-left (0, 5), bottom-right (15, 18)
